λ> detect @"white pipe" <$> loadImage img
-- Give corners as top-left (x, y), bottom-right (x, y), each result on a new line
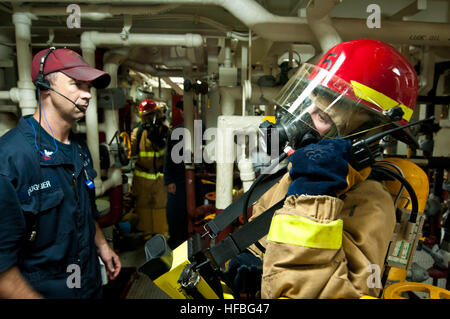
top-left (238, 157), bottom-right (255, 192)
top-left (0, 91), bottom-right (10, 100)
top-left (216, 115), bottom-right (263, 209)
top-left (164, 57), bottom-right (192, 67)
top-left (18, 4), bottom-right (180, 19)
top-left (13, 0), bottom-right (450, 46)
top-left (162, 77), bottom-right (184, 96)
top-left (241, 44), bottom-right (248, 116)
top-left (73, 122), bottom-right (106, 134)
top-left (123, 61), bottom-right (184, 77)
top-left (183, 89), bottom-right (195, 167)
top-left (12, 12), bottom-right (37, 116)
top-left (103, 48), bottom-right (129, 142)
top-left (418, 47), bottom-right (435, 95)
top-left (220, 86), bottom-right (235, 116)
top-left (306, 0), bottom-right (342, 53)
top-left (224, 42), bottom-right (232, 68)
top-left (93, 49), bottom-right (129, 196)
top-left (95, 167), bottom-right (122, 196)
top-left (81, 31), bottom-right (203, 48)
top-left (0, 88), bottom-right (20, 102)
top-left (80, 46), bottom-right (103, 196)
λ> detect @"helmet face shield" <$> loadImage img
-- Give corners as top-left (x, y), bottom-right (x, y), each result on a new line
top-left (273, 63), bottom-right (391, 144)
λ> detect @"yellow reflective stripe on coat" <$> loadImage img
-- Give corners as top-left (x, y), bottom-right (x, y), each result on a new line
top-left (267, 214), bottom-right (343, 250)
top-left (139, 149), bottom-right (165, 158)
top-left (351, 80), bottom-right (413, 122)
top-left (135, 170), bottom-right (164, 180)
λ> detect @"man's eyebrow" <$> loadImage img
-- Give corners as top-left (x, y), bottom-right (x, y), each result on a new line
top-left (75, 80), bottom-right (93, 87)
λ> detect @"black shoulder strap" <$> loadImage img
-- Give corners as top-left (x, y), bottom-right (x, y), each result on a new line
top-left (206, 198), bottom-right (285, 267)
top-left (203, 168), bottom-right (285, 238)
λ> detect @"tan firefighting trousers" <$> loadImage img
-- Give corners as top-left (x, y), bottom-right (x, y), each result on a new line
top-left (132, 174), bottom-right (168, 239)
top-left (248, 173), bottom-right (396, 299)
top-left (131, 126), bottom-right (169, 239)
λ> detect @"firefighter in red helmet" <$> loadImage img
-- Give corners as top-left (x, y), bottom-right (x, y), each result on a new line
top-left (130, 99), bottom-right (169, 240)
top-left (228, 39), bottom-right (421, 299)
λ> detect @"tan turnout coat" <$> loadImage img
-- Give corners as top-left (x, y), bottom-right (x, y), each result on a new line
top-left (248, 173), bottom-right (396, 299)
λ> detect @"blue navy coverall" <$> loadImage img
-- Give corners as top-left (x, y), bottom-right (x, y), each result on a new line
top-left (0, 115), bottom-right (102, 298)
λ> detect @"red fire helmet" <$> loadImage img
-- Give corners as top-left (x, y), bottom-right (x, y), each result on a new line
top-left (314, 39), bottom-right (418, 125)
top-left (138, 99), bottom-right (158, 116)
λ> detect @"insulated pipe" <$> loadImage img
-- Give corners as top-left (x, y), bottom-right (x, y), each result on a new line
top-left (18, 4), bottom-right (180, 19)
top-left (81, 31), bottom-right (203, 48)
top-left (183, 88), bottom-right (195, 164)
top-left (123, 61), bottom-right (184, 78)
top-left (80, 46), bottom-right (103, 196)
top-left (238, 157), bottom-right (255, 192)
top-left (205, 85), bottom-right (220, 162)
top-left (98, 48), bottom-right (129, 197)
top-left (103, 48), bottom-right (129, 143)
top-left (12, 12), bottom-right (36, 116)
top-left (306, 0), bottom-right (342, 54)
top-left (0, 88), bottom-right (20, 102)
top-left (15, 0), bottom-right (450, 46)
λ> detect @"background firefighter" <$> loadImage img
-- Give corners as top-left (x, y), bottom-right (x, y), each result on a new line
top-left (130, 99), bottom-right (169, 240)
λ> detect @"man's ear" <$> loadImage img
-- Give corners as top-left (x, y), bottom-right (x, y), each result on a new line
top-left (38, 89), bottom-right (52, 98)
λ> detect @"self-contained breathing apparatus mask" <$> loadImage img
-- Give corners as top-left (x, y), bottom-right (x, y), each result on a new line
top-left (140, 113), bottom-right (168, 150)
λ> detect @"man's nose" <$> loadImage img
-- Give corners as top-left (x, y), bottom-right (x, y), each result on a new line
top-left (80, 85), bottom-right (92, 99)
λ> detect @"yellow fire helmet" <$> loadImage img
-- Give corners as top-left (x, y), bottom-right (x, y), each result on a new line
top-left (377, 157), bottom-right (429, 213)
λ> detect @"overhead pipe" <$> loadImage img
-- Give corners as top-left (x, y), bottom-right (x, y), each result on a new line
top-left (123, 61), bottom-right (184, 78)
top-left (306, 0), bottom-right (342, 54)
top-left (81, 31), bottom-right (203, 48)
top-left (16, 4), bottom-right (180, 20)
top-left (14, 0), bottom-right (450, 46)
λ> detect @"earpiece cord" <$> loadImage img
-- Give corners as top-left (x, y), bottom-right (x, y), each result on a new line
top-left (37, 89), bottom-right (42, 224)
top-left (26, 90), bottom-right (59, 157)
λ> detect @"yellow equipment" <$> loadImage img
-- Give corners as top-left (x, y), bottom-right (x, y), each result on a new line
top-left (375, 158), bottom-right (429, 285)
top-left (383, 282), bottom-right (450, 299)
top-left (139, 234), bottom-right (234, 299)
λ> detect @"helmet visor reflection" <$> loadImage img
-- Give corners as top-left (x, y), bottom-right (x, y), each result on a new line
top-left (273, 63), bottom-right (391, 140)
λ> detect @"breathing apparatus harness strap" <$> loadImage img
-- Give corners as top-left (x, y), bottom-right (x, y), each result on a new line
top-left (206, 199), bottom-right (285, 268)
top-left (202, 159), bottom-right (288, 240)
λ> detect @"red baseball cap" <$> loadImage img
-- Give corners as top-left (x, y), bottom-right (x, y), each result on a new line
top-left (31, 48), bottom-right (111, 89)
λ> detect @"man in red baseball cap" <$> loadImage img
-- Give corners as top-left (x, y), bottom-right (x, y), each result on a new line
top-left (31, 48), bottom-right (111, 90)
top-left (0, 48), bottom-right (120, 299)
